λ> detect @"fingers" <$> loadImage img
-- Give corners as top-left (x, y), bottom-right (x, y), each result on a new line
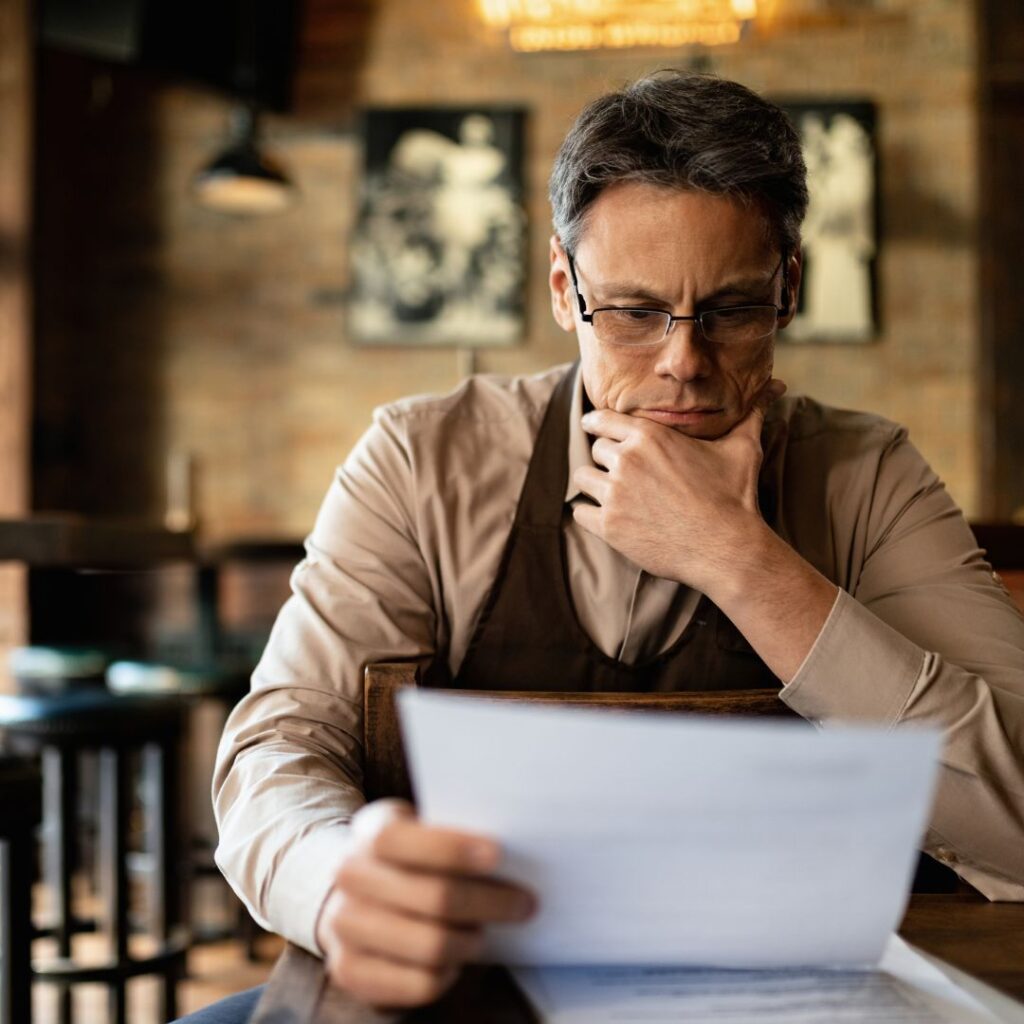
top-left (573, 466), bottom-right (610, 505)
top-left (589, 436), bottom-right (619, 471)
top-left (729, 377), bottom-right (786, 442)
top-left (757, 377), bottom-right (787, 410)
top-left (325, 942), bottom-right (460, 1009)
top-left (321, 801), bottom-right (538, 1010)
top-left (370, 817), bottom-right (501, 875)
top-left (336, 853), bottom-right (535, 925)
top-left (350, 798), bottom-right (415, 839)
top-left (353, 800), bottom-right (502, 875)
top-left (334, 895), bottom-right (484, 967)
top-left (580, 408), bottom-right (637, 441)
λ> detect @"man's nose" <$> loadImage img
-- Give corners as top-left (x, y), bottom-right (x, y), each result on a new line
top-left (652, 319), bottom-right (713, 381)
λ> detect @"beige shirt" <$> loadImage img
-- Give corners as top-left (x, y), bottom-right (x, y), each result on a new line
top-left (214, 363), bottom-right (1024, 955)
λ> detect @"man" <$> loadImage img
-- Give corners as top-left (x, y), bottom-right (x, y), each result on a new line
top-left (191, 72), bottom-right (1024, 1020)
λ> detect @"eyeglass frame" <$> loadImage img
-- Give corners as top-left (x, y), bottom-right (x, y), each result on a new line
top-left (566, 251), bottom-right (792, 347)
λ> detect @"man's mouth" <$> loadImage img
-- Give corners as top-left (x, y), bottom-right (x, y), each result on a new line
top-left (633, 407), bottom-right (723, 427)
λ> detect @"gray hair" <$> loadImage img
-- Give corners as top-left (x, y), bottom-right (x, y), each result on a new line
top-left (549, 71), bottom-right (808, 257)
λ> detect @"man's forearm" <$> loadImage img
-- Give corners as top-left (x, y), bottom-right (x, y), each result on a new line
top-left (213, 682), bottom-right (367, 954)
top-left (701, 521), bottom-right (839, 684)
top-left (763, 584), bottom-right (1024, 896)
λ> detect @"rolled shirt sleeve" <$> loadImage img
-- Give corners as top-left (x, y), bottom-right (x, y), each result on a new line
top-left (213, 406), bottom-right (441, 953)
top-left (780, 429), bottom-right (1024, 898)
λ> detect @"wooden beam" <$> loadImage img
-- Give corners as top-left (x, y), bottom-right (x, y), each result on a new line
top-left (0, 516), bottom-right (195, 569)
top-left (0, 0), bottom-right (33, 688)
top-left (978, 0), bottom-right (1024, 518)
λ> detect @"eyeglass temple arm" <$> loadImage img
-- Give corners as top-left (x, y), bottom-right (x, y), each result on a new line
top-left (567, 254), bottom-right (589, 319)
top-left (779, 250), bottom-right (792, 318)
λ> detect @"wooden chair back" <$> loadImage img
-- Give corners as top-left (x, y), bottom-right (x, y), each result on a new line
top-left (971, 521), bottom-right (1024, 612)
top-left (362, 661), bottom-right (797, 803)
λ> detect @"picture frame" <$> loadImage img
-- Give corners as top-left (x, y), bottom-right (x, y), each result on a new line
top-left (779, 101), bottom-right (879, 344)
top-left (349, 106), bottom-right (527, 347)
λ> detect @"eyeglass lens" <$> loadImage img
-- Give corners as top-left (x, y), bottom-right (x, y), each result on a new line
top-left (591, 306), bottom-right (779, 346)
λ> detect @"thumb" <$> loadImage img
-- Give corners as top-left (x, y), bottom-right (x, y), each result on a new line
top-left (752, 376), bottom-right (787, 417)
top-left (351, 797), bottom-right (415, 841)
top-left (732, 377), bottom-right (786, 440)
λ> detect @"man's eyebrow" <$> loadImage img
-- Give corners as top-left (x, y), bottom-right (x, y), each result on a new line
top-left (597, 282), bottom-right (672, 304)
top-left (593, 271), bottom-right (778, 307)
top-left (699, 273), bottom-right (778, 303)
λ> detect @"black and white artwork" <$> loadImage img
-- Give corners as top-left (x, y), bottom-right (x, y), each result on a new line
top-left (349, 107), bottom-right (526, 347)
top-left (781, 102), bottom-right (878, 343)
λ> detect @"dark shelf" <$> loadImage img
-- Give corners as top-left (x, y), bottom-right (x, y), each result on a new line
top-left (196, 537), bottom-right (305, 566)
top-left (0, 516), bottom-right (195, 568)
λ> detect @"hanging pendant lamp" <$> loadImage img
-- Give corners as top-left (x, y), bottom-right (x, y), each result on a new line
top-left (192, 104), bottom-right (295, 216)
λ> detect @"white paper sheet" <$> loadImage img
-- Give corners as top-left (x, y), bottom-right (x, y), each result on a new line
top-left (511, 936), bottom-right (1003, 1023)
top-left (398, 689), bottom-right (941, 968)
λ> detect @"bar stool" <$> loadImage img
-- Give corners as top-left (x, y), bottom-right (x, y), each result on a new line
top-left (0, 690), bottom-right (190, 1024)
top-left (0, 755), bottom-right (41, 1024)
top-left (107, 660), bottom-right (265, 958)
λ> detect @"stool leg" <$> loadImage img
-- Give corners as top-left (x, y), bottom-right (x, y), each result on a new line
top-left (241, 906), bottom-right (261, 962)
top-left (1, 834), bottom-right (34, 1024)
top-left (44, 746), bottom-right (76, 1024)
top-left (144, 741), bottom-right (181, 1021)
top-left (161, 967), bottom-right (178, 1022)
top-left (99, 748), bottom-right (130, 1024)
top-left (1, 838), bottom-right (9, 1024)
top-left (196, 564), bottom-right (221, 663)
top-left (162, 737), bottom-right (182, 1022)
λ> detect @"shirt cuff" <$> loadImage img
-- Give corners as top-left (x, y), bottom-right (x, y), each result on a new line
top-left (264, 823), bottom-right (355, 956)
top-left (780, 588), bottom-right (926, 726)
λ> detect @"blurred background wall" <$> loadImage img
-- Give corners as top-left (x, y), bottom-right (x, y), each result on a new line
top-left (26, 0), bottom-right (994, 539)
top-left (0, 0), bottom-right (31, 671)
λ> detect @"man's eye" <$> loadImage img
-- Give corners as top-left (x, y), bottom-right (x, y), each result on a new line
top-left (620, 309), bottom-right (661, 322)
top-left (709, 306), bottom-right (750, 321)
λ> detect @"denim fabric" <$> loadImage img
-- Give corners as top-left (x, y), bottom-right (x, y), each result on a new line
top-left (170, 985), bottom-right (265, 1023)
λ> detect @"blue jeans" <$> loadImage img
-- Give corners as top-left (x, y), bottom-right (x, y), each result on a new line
top-left (171, 986), bottom-right (265, 1023)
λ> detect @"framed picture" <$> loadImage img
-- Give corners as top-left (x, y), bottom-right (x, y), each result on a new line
top-left (349, 107), bottom-right (527, 347)
top-left (779, 101), bottom-right (878, 344)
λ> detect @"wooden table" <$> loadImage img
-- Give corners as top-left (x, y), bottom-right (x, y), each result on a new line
top-left (250, 891), bottom-right (1024, 1023)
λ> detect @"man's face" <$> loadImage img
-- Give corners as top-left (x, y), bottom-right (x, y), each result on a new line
top-left (549, 182), bottom-right (800, 440)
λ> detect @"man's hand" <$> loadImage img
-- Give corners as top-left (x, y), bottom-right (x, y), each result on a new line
top-left (572, 380), bottom-right (786, 598)
top-left (316, 799), bottom-right (536, 1009)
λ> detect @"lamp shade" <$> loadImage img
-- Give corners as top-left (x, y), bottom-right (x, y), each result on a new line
top-left (192, 106), bottom-right (295, 215)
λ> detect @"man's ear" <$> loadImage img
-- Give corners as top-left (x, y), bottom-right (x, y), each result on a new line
top-left (778, 248), bottom-right (803, 330)
top-left (549, 235), bottom-right (577, 334)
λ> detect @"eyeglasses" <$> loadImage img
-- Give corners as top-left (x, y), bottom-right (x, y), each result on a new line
top-left (567, 254), bottom-right (790, 348)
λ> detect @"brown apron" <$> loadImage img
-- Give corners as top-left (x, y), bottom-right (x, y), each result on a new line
top-left (448, 363), bottom-right (780, 694)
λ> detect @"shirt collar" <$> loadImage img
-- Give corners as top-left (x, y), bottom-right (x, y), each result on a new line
top-left (564, 364), bottom-right (593, 504)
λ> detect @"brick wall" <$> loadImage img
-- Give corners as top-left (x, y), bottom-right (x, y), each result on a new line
top-left (34, 0), bottom-right (980, 538)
